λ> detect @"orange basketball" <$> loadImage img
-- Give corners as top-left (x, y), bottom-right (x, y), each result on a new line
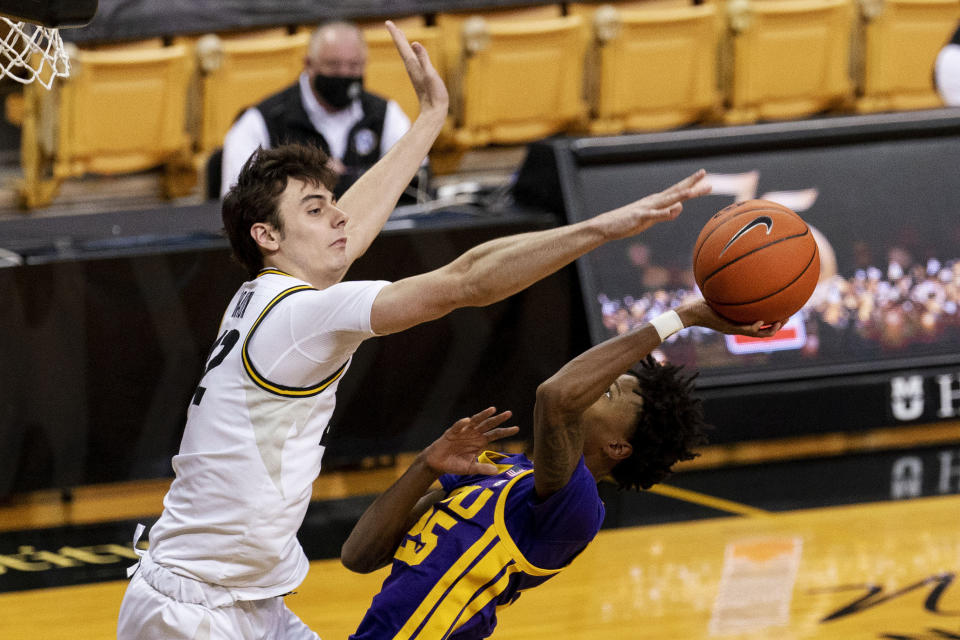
top-left (692, 199), bottom-right (820, 324)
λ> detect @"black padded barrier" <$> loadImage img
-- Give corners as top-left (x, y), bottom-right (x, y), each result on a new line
top-left (0, 203), bottom-right (586, 496)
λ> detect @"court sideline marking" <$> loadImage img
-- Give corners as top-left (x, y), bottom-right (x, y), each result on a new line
top-left (649, 483), bottom-right (773, 518)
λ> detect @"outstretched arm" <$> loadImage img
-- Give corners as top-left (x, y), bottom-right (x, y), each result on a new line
top-left (341, 409), bottom-right (517, 574)
top-left (532, 300), bottom-right (782, 498)
top-left (339, 21), bottom-right (449, 263)
top-left (370, 170), bottom-right (710, 335)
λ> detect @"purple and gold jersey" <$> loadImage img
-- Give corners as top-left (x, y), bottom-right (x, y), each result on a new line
top-left (350, 451), bottom-right (604, 640)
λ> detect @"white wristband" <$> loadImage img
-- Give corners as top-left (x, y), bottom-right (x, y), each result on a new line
top-left (649, 310), bottom-right (684, 342)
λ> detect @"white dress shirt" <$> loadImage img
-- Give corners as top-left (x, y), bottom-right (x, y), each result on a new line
top-left (935, 42), bottom-right (960, 107)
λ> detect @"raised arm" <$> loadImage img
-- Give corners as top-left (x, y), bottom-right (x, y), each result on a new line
top-left (341, 409), bottom-right (517, 573)
top-left (338, 21), bottom-right (449, 263)
top-left (370, 170), bottom-right (710, 335)
top-left (531, 300), bottom-right (782, 498)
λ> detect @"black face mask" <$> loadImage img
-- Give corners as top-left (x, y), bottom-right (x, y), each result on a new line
top-left (313, 74), bottom-right (363, 109)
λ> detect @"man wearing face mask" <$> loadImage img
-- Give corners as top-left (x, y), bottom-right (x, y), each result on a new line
top-left (220, 20), bottom-right (413, 199)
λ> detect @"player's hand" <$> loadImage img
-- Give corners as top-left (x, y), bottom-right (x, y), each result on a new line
top-left (419, 408), bottom-right (519, 476)
top-left (385, 20), bottom-right (449, 120)
top-left (677, 298), bottom-right (784, 337)
top-left (595, 170), bottom-right (712, 240)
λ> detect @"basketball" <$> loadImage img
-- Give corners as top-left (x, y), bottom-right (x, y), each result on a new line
top-left (692, 199), bottom-right (820, 324)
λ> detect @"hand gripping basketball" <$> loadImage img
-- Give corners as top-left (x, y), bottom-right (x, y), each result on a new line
top-left (693, 199), bottom-right (820, 324)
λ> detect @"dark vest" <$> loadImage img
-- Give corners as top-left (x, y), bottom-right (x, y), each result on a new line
top-left (256, 83), bottom-right (389, 197)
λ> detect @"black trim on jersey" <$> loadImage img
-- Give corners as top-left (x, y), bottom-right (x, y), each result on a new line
top-left (242, 284), bottom-right (349, 398)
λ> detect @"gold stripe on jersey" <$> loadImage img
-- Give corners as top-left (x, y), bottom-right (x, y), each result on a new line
top-left (392, 465), bottom-right (560, 639)
top-left (256, 268), bottom-right (294, 279)
top-left (451, 564), bottom-right (518, 634)
top-left (493, 469), bottom-right (563, 578)
top-left (241, 285), bottom-right (348, 397)
top-left (422, 542), bottom-right (519, 639)
top-left (393, 526), bottom-right (501, 640)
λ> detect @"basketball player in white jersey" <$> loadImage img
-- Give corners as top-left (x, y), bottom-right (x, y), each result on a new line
top-left (116, 21), bottom-right (712, 640)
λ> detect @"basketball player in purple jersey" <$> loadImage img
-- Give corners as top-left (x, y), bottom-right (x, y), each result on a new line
top-left (342, 301), bottom-right (780, 639)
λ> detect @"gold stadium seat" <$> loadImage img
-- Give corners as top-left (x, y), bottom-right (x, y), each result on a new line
top-left (361, 21), bottom-right (443, 120)
top-left (724, 0), bottom-right (856, 124)
top-left (436, 9), bottom-right (588, 149)
top-left (295, 17), bottom-right (426, 40)
top-left (86, 37), bottom-right (166, 50)
top-left (571, 0), bottom-right (693, 10)
top-left (570, 2), bottom-right (723, 134)
top-left (855, 0), bottom-right (960, 112)
top-left (435, 5), bottom-right (563, 78)
top-left (359, 15), bottom-right (427, 31)
top-left (194, 30), bottom-right (310, 153)
top-left (19, 42), bottom-right (196, 209)
top-left (216, 27), bottom-right (291, 40)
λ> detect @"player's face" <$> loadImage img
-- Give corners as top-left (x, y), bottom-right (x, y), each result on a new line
top-left (271, 178), bottom-right (350, 285)
top-left (584, 374), bottom-right (643, 443)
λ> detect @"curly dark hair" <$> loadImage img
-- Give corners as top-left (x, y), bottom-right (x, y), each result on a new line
top-left (222, 144), bottom-right (339, 278)
top-left (609, 355), bottom-right (711, 491)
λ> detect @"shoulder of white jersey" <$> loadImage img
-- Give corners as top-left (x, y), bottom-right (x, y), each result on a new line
top-left (242, 272), bottom-right (350, 397)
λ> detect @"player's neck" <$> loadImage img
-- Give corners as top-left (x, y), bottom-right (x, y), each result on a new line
top-left (582, 450), bottom-right (615, 483)
top-left (262, 258), bottom-right (343, 290)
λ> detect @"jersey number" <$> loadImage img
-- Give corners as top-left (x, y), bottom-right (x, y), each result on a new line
top-left (395, 485), bottom-right (494, 566)
top-left (192, 329), bottom-right (240, 406)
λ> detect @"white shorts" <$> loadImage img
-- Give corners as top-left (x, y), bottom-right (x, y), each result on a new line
top-left (117, 554), bottom-right (320, 640)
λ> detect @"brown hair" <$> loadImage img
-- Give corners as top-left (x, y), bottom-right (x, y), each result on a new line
top-left (222, 144), bottom-right (338, 278)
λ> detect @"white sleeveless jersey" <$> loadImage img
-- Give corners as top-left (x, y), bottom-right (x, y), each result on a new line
top-left (148, 269), bottom-right (388, 599)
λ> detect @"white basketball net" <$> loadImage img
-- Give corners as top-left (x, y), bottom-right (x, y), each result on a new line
top-left (0, 17), bottom-right (70, 89)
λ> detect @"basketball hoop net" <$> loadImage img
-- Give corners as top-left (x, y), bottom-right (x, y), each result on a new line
top-left (0, 16), bottom-right (70, 89)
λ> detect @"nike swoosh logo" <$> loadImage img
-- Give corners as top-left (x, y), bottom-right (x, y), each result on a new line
top-left (719, 216), bottom-right (774, 257)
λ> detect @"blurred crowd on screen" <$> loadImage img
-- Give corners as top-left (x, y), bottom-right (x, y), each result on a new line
top-left (599, 250), bottom-right (960, 355)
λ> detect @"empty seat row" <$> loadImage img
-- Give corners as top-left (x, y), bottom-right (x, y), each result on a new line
top-left (15, 0), bottom-right (960, 208)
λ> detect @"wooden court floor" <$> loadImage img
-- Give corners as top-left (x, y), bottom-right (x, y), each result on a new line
top-left (1, 492), bottom-right (957, 639)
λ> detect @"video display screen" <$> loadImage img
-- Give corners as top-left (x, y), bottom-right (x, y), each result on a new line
top-left (563, 122), bottom-right (960, 386)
